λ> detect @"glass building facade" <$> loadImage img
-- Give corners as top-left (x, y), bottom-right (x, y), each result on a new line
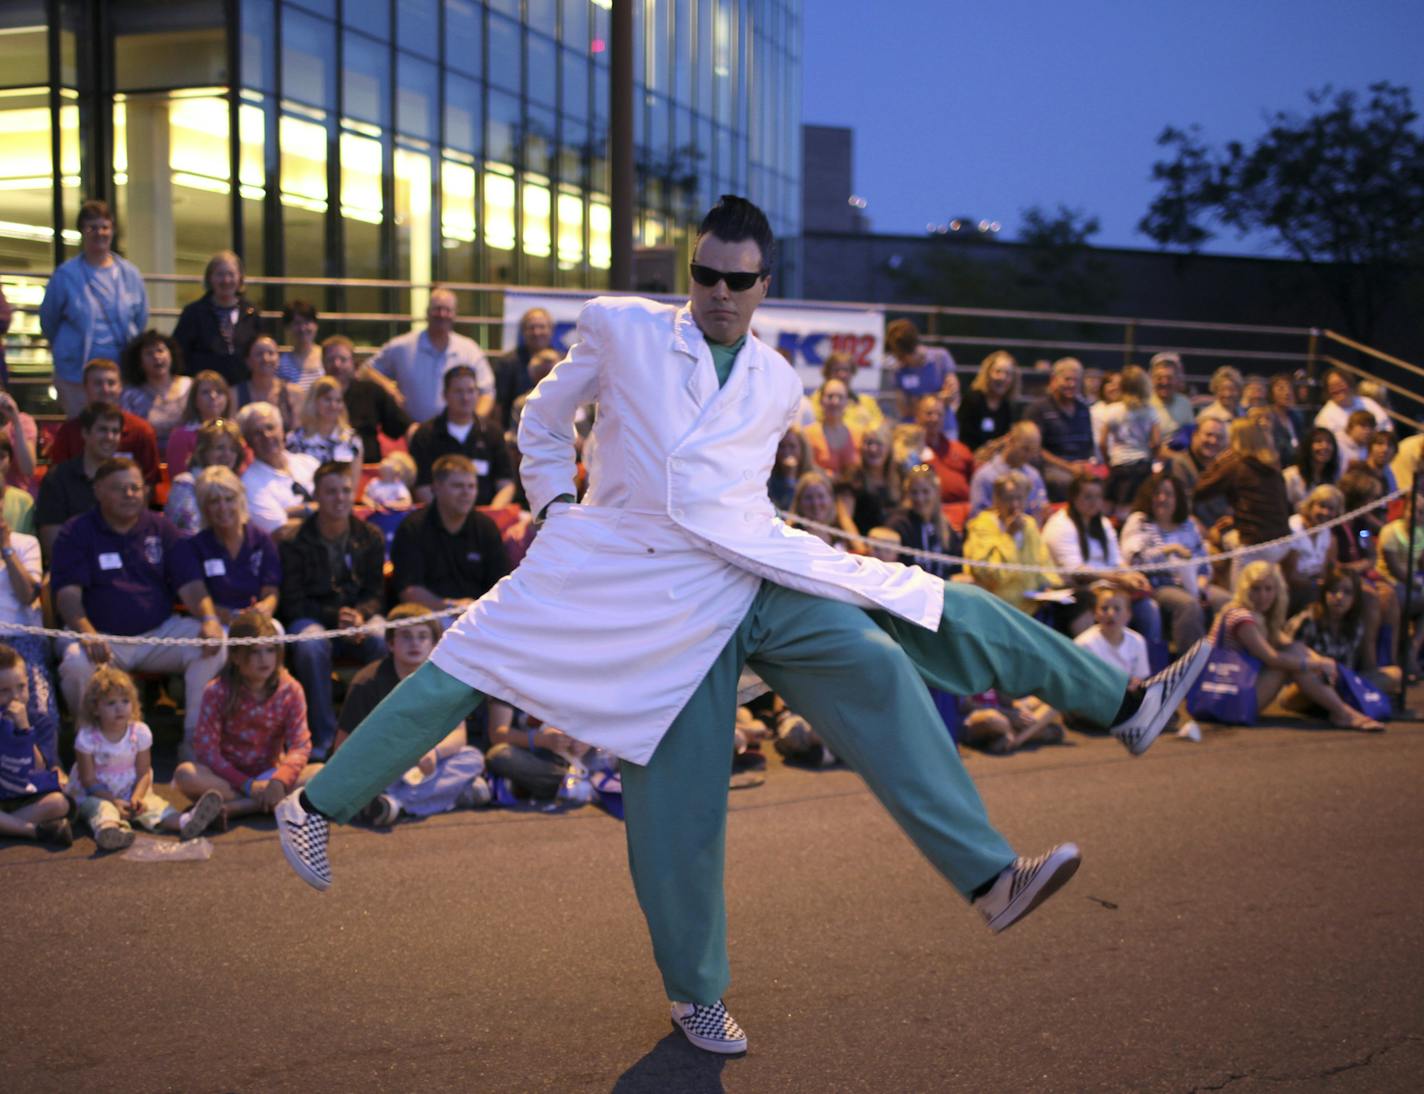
top-left (0, 0), bottom-right (802, 358)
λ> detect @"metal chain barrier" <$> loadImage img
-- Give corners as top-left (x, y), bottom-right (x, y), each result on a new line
top-left (0, 487), bottom-right (1404, 646)
top-left (0, 605), bottom-right (467, 647)
top-left (777, 486), bottom-right (1406, 574)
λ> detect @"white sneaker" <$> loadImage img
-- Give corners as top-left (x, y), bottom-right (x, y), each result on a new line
top-left (457, 776), bottom-right (492, 808)
top-left (1176, 719), bottom-right (1203, 743)
top-left (360, 793), bottom-right (400, 828)
top-left (1111, 638), bottom-right (1214, 756)
top-left (974, 844), bottom-right (1082, 933)
top-left (671, 1000), bottom-right (748, 1054)
top-left (180, 789), bottom-right (224, 841)
top-left (276, 791), bottom-right (332, 892)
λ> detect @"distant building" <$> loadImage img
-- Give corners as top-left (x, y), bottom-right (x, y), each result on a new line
top-left (801, 124), bottom-right (868, 235)
top-left (0, 1), bottom-right (803, 301)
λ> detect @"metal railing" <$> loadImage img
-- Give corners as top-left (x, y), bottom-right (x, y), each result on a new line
top-left (4, 269), bottom-right (1422, 427)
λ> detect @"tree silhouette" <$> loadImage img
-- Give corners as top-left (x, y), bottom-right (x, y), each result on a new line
top-left (1139, 82), bottom-right (1424, 339)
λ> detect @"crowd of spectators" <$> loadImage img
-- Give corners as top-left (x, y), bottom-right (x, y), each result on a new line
top-left (2, 206), bottom-right (1421, 848)
top-left (776, 326), bottom-right (1420, 755)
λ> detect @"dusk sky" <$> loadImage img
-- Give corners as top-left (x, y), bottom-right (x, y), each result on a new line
top-left (802, 0), bottom-right (1424, 255)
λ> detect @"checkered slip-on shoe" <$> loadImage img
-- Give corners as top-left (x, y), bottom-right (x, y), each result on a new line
top-left (277, 791), bottom-right (332, 892)
top-left (671, 1000), bottom-right (748, 1054)
top-left (1110, 637), bottom-right (1214, 756)
top-left (975, 843), bottom-right (1082, 934)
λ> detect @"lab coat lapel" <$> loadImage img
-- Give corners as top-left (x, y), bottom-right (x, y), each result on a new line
top-left (671, 305), bottom-right (718, 410)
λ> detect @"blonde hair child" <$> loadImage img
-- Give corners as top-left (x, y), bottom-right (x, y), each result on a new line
top-left (70, 665), bottom-right (224, 850)
top-left (363, 450), bottom-right (416, 510)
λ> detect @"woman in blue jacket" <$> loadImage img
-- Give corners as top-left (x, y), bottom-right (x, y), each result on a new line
top-left (38, 200), bottom-right (149, 416)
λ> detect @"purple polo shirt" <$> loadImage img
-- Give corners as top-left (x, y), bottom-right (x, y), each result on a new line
top-left (51, 510), bottom-right (199, 636)
top-left (175, 524), bottom-right (282, 611)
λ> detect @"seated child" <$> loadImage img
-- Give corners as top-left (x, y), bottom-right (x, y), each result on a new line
top-left (361, 451), bottom-right (416, 511)
top-left (174, 610), bottom-right (322, 822)
top-left (0, 644), bottom-right (71, 846)
top-left (1211, 560), bottom-right (1385, 732)
top-left (68, 665), bottom-right (224, 850)
top-left (486, 703), bottom-right (608, 805)
top-left (334, 603), bottom-right (489, 826)
top-left (1286, 566), bottom-right (1401, 696)
top-left (1073, 583), bottom-right (1200, 740)
top-left (960, 691), bottom-right (1065, 754)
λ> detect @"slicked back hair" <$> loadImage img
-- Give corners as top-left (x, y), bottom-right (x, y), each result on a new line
top-left (695, 194), bottom-right (774, 272)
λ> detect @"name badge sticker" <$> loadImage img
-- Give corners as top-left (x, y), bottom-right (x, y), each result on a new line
top-left (473, 459), bottom-right (490, 476)
top-left (98, 552), bottom-right (122, 571)
top-left (204, 558), bottom-right (227, 577)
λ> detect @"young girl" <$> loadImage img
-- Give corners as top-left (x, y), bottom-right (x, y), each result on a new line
top-left (1377, 481), bottom-right (1424, 675)
top-left (1098, 365), bottom-right (1160, 517)
top-left (68, 666), bottom-right (225, 850)
top-left (1286, 567), bottom-right (1400, 694)
top-left (174, 611), bottom-right (321, 822)
top-left (165, 369), bottom-right (235, 473)
top-left (361, 451), bottom-right (416, 510)
top-left (287, 375), bottom-right (364, 469)
top-left (0, 645), bottom-right (71, 847)
top-left (1212, 560), bottom-right (1384, 732)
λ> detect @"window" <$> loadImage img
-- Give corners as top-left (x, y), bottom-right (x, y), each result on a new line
top-left (445, 0), bottom-right (484, 79)
top-left (396, 0), bottom-right (440, 59)
top-left (282, 8), bottom-right (336, 110)
top-left (444, 72), bottom-right (482, 157)
top-left (344, 0), bottom-right (389, 39)
top-left (113, 0), bottom-right (228, 91)
top-left (239, 0), bottom-right (276, 92)
top-left (343, 32), bottom-right (390, 129)
top-left (488, 13), bottom-right (522, 94)
top-left (396, 54), bottom-right (437, 140)
top-left (280, 113), bottom-right (329, 280)
top-left (0, 90), bottom-right (57, 270)
top-left (113, 92), bottom-right (233, 283)
top-left (0, 2), bottom-right (50, 89)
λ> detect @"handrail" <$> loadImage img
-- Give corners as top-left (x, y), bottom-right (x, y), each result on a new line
top-left (0, 267), bottom-right (1321, 342)
top-left (927, 334), bottom-right (1311, 365)
top-left (1322, 329), bottom-right (1424, 382)
top-left (1319, 355), bottom-right (1424, 431)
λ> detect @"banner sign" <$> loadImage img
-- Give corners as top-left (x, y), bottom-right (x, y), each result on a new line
top-left (502, 290), bottom-right (886, 394)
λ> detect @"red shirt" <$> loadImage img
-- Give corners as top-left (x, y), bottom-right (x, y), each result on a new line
top-left (923, 435), bottom-right (975, 503)
top-left (48, 411), bottom-right (161, 485)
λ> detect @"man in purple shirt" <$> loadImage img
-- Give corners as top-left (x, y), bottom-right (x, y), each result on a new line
top-left (54, 459), bottom-right (226, 753)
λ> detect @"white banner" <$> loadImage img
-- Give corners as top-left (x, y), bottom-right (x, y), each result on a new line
top-left (502, 290), bottom-right (885, 394)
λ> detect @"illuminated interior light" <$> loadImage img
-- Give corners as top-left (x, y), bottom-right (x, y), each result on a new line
top-left (589, 198), bottom-right (611, 269)
top-left (441, 159), bottom-right (477, 243)
top-left (172, 171), bottom-right (231, 195)
top-left (238, 184), bottom-right (266, 201)
top-left (557, 190), bottom-right (583, 268)
top-left (522, 178), bottom-right (551, 258)
top-left (484, 168), bottom-right (516, 251)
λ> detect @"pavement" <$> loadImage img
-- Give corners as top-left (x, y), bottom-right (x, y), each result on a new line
top-left (4, 694), bottom-right (1423, 1094)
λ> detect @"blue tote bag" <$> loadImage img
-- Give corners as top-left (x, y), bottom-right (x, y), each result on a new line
top-left (1186, 646), bottom-right (1261, 725)
top-left (1336, 666), bottom-right (1391, 722)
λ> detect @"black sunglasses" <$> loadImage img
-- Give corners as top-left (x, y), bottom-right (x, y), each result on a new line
top-left (689, 263), bottom-right (767, 292)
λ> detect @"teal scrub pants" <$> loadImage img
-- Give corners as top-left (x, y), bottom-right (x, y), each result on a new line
top-left (306, 580), bottom-right (1128, 1005)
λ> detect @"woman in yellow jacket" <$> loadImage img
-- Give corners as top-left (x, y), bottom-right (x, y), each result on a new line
top-left (964, 470), bottom-right (1062, 614)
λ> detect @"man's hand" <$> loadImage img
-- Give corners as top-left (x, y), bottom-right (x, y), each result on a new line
top-left (199, 616), bottom-right (223, 645)
top-left (77, 623), bottom-right (111, 665)
top-left (337, 606), bottom-right (366, 629)
top-left (417, 749), bottom-right (438, 776)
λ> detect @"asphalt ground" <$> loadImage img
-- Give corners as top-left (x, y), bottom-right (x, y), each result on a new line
top-left (4, 692), bottom-right (1423, 1094)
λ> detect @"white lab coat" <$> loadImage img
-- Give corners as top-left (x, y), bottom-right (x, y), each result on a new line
top-left (430, 296), bottom-right (944, 764)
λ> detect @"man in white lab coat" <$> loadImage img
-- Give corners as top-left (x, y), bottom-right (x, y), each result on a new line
top-left (277, 197), bottom-right (1209, 1054)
